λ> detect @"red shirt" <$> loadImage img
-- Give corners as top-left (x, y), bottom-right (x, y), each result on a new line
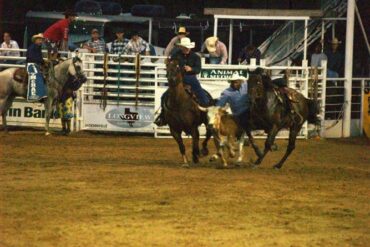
top-left (44, 19), bottom-right (70, 42)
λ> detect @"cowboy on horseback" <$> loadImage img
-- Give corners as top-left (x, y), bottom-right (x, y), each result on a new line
top-left (25, 33), bottom-right (47, 102)
top-left (155, 37), bottom-right (210, 126)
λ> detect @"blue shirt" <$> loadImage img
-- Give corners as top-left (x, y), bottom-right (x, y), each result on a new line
top-left (216, 83), bottom-right (249, 116)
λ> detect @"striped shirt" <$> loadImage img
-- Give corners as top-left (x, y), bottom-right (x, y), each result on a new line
top-left (85, 39), bottom-right (107, 53)
top-left (122, 37), bottom-right (150, 55)
top-left (110, 38), bottom-right (129, 54)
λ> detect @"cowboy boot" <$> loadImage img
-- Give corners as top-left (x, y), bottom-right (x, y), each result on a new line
top-left (154, 111), bottom-right (167, 127)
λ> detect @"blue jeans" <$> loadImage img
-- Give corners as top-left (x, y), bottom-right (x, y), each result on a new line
top-left (235, 110), bottom-right (250, 131)
top-left (160, 75), bottom-right (209, 107)
top-left (209, 57), bottom-right (221, 64)
top-left (327, 69), bottom-right (339, 78)
top-left (183, 75), bottom-right (209, 106)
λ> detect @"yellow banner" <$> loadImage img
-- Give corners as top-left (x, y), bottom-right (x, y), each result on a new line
top-left (363, 88), bottom-right (370, 138)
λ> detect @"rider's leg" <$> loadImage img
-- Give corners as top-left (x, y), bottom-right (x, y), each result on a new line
top-left (183, 75), bottom-right (209, 106)
top-left (154, 90), bottom-right (168, 126)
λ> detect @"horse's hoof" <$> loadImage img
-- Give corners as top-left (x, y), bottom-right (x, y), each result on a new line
top-left (271, 144), bottom-right (278, 151)
top-left (182, 163), bottom-right (190, 168)
top-left (45, 132), bottom-right (51, 136)
top-left (273, 164), bottom-right (282, 170)
top-left (201, 148), bottom-right (209, 156)
top-left (209, 154), bottom-right (218, 162)
top-left (251, 164), bottom-right (260, 169)
top-left (193, 156), bottom-right (199, 164)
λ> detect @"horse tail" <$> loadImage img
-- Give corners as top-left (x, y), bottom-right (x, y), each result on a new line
top-left (307, 99), bottom-right (320, 124)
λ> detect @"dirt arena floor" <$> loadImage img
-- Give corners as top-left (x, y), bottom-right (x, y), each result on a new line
top-left (0, 130), bottom-right (369, 247)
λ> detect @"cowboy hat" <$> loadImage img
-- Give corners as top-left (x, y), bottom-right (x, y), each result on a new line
top-left (31, 33), bottom-right (44, 42)
top-left (177, 37), bottom-right (195, 49)
top-left (330, 37), bottom-right (342, 44)
top-left (176, 26), bottom-right (189, 35)
top-left (91, 28), bottom-right (99, 34)
top-left (229, 72), bottom-right (246, 82)
top-left (114, 27), bottom-right (125, 33)
top-left (205, 36), bottom-right (218, 53)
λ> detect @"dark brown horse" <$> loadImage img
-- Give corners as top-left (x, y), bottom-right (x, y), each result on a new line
top-left (163, 59), bottom-right (213, 167)
top-left (245, 70), bottom-right (319, 169)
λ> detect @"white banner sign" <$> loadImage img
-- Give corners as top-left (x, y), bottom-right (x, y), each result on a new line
top-left (82, 104), bottom-right (155, 133)
top-left (5, 100), bottom-right (61, 128)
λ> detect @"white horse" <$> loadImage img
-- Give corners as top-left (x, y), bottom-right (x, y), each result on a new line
top-left (0, 56), bottom-right (86, 135)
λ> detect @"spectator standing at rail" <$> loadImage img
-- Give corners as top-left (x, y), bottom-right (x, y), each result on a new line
top-left (0, 32), bottom-right (20, 59)
top-left (43, 9), bottom-right (77, 59)
top-left (326, 38), bottom-right (343, 78)
top-left (110, 28), bottom-right (129, 54)
top-left (201, 36), bottom-right (228, 65)
top-left (122, 31), bottom-right (150, 56)
top-left (310, 42), bottom-right (327, 82)
top-left (83, 28), bottom-right (107, 54)
top-left (164, 26), bottom-right (189, 57)
top-left (238, 44), bottom-right (261, 65)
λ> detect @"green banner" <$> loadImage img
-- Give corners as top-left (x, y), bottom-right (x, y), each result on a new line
top-left (200, 69), bottom-right (248, 79)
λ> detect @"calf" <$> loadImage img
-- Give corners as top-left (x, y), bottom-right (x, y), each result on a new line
top-left (199, 105), bottom-right (245, 167)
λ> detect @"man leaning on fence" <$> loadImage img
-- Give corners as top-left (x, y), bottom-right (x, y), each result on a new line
top-left (0, 32), bottom-right (20, 70)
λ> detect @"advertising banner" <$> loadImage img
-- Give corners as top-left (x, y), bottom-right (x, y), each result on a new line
top-left (5, 100), bottom-right (61, 128)
top-left (82, 104), bottom-right (155, 133)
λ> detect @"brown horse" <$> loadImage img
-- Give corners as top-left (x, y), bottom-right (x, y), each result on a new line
top-left (245, 70), bottom-right (319, 169)
top-left (163, 59), bottom-right (213, 167)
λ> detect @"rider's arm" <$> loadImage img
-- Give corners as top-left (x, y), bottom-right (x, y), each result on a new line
top-left (190, 53), bottom-right (201, 74)
top-left (216, 90), bottom-right (230, 107)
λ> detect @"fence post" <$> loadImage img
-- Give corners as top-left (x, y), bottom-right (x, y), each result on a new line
top-left (359, 79), bottom-right (364, 136)
top-left (320, 60), bottom-right (327, 137)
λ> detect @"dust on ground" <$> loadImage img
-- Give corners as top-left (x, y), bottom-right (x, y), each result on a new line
top-left (0, 131), bottom-right (369, 247)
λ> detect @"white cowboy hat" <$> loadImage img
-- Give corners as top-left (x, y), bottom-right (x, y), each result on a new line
top-left (32, 33), bottom-right (44, 42)
top-left (178, 37), bottom-right (195, 49)
top-left (330, 37), bottom-right (342, 44)
top-left (205, 36), bottom-right (218, 53)
top-left (229, 72), bottom-right (246, 82)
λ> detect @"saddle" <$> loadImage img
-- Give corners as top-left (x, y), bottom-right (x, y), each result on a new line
top-left (183, 85), bottom-right (213, 106)
top-left (13, 68), bottom-right (28, 85)
top-left (274, 87), bottom-right (299, 103)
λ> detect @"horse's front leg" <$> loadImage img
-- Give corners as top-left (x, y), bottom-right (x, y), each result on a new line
top-left (245, 130), bottom-right (263, 160)
top-left (254, 125), bottom-right (279, 165)
top-left (170, 128), bottom-right (189, 167)
top-left (44, 97), bottom-right (54, 136)
top-left (0, 96), bottom-right (12, 133)
top-left (273, 125), bottom-right (300, 170)
top-left (191, 127), bottom-right (200, 164)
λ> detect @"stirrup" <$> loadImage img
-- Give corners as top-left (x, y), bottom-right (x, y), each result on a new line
top-left (154, 114), bottom-right (167, 127)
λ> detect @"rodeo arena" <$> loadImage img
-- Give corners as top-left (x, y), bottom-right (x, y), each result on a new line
top-left (0, 0), bottom-right (369, 246)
